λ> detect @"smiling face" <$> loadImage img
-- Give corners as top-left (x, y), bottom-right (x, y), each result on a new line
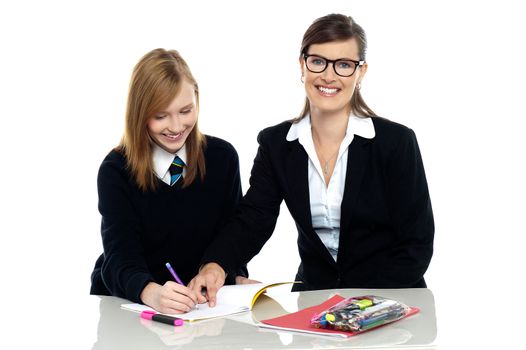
top-left (146, 79), bottom-right (197, 154)
top-left (301, 38), bottom-right (367, 117)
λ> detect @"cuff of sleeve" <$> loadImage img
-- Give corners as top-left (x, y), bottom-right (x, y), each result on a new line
top-left (126, 273), bottom-right (154, 303)
top-left (235, 265), bottom-right (249, 279)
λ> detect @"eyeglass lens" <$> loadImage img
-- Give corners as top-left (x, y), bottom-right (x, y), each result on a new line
top-left (305, 56), bottom-right (358, 77)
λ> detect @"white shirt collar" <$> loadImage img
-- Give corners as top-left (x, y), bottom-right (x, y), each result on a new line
top-left (286, 113), bottom-right (376, 142)
top-left (286, 113), bottom-right (375, 183)
top-left (152, 143), bottom-right (188, 180)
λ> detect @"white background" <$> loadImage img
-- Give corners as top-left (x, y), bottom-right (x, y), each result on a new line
top-left (1, 0), bottom-right (525, 348)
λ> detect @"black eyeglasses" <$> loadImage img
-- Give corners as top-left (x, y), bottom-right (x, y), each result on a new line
top-left (303, 53), bottom-right (364, 77)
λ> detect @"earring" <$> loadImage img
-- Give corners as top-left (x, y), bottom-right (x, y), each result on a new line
top-left (301, 74), bottom-right (304, 83)
top-left (357, 82), bottom-right (361, 90)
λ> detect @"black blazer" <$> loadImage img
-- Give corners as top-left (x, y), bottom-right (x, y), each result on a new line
top-left (202, 117), bottom-right (434, 290)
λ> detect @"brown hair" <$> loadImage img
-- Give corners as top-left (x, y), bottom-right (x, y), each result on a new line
top-left (119, 48), bottom-right (206, 192)
top-left (296, 14), bottom-right (377, 121)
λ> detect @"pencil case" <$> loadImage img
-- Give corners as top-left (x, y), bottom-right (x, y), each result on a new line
top-left (310, 295), bottom-right (411, 333)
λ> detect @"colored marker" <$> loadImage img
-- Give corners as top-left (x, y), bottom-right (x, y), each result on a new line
top-left (141, 310), bottom-right (184, 326)
top-left (165, 262), bottom-right (184, 285)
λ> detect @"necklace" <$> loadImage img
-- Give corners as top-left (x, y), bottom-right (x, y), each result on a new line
top-left (320, 151), bottom-right (339, 175)
top-left (312, 134), bottom-right (339, 175)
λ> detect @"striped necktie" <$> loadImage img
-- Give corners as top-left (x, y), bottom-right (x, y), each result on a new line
top-left (169, 156), bottom-right (185, 186)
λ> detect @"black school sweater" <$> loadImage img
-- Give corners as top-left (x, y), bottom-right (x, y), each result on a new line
top-left (90, 136), bottom-right (246, 303)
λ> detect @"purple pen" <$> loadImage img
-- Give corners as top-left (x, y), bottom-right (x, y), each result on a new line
top-left (165, 262), bottom-right (184, 285)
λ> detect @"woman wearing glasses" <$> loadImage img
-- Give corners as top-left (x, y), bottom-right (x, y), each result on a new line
top-left (190, 14), bottom-right (434, 305)
top-left (90, 49), bottom-right (249, 313)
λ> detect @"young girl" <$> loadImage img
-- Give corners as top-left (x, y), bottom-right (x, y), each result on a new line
top-left (90, 48), bottom-right (247, 313)
top-left (190, 14), bottom-right (434, 306)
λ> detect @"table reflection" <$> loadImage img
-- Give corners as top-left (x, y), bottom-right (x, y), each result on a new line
top-left (92, 288), bottom-right (436, 349)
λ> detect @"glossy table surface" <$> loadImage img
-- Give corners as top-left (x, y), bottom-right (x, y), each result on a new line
top-left (89, 287), bottom-right (436, 349)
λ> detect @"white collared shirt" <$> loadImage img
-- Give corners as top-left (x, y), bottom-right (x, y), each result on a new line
top-left (286, 114), bottom-right (375, 261)
top-left (152, 143), bottom-right (188, 186)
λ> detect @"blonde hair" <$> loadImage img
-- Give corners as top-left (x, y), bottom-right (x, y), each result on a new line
top-left (119, 48), bottom-right (206, 192)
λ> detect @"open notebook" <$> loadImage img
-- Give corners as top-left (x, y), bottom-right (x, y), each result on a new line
top-left (121, 282), bottom-right (294, 322)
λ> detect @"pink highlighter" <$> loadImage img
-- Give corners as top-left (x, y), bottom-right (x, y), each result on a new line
top-left (140, 310), bottom-right (184, 326)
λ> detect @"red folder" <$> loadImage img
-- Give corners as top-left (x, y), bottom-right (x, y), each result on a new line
top-left (259, 295), bottom-right (419, 338)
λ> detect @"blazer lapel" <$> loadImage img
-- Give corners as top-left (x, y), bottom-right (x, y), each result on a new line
top-left (339, 136), bottom-right (372, 240)
top-left (286, 140), bottom-right (338, 266)
top-left (286, 140), bottom-right (311, 230)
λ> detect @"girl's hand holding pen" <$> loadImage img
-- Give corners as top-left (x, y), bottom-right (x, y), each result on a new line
top-left (140, 281), bottom-right (198, 314)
